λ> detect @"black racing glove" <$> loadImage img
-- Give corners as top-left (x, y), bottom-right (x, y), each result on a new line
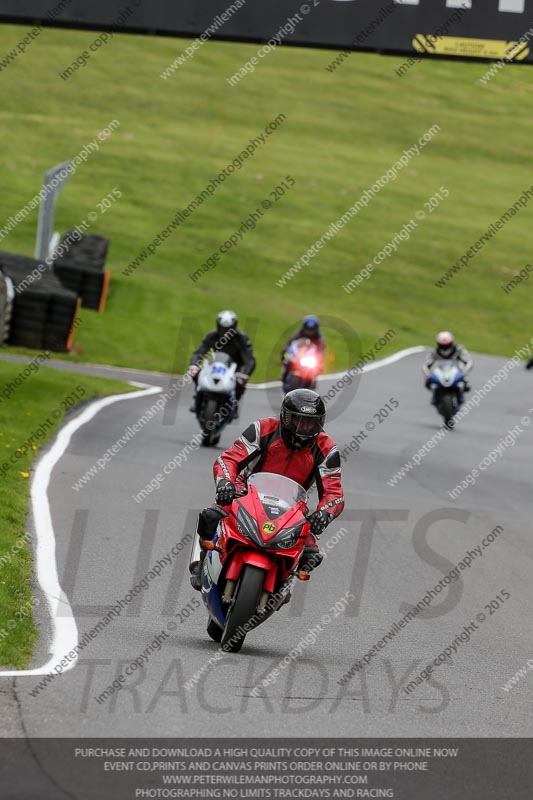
top-left (215, 480), bottom-right (236, 506)
top-left (425, 376), bottom-right (433, 389)
top-left (307, 509), bottom-right (331, 537)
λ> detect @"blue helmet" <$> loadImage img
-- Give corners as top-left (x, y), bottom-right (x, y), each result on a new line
top-left (302, 315), bottom-right (320, 336)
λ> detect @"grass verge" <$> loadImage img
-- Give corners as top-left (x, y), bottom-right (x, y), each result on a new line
top-left (0, 361), bottom-right (130, 669)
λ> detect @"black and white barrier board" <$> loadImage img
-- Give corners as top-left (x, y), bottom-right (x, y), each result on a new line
top-left (0, 0), bottom-right (532, 62)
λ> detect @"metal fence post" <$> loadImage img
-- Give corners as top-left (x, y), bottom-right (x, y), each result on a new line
top-left (34, 160), bottom-right (72, 261)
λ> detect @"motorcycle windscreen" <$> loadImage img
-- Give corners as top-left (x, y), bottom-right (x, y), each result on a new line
top-left (247, 472), bottom-right (307, 512)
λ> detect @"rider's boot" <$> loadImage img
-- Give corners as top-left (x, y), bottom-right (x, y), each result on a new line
top-left (189, 506), bottom-right (228, 591)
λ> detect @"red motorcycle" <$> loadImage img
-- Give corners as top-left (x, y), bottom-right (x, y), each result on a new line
top-left (281, 337), bottom-right (324, 394)
top-left (198, 472), bottom-right (312, 652)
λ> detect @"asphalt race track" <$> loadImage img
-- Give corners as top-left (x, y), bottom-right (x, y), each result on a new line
top-left (2, 351), bottom-right (533, 758)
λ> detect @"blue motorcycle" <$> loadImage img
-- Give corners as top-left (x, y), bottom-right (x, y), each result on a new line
top-left (195, 353), bottom-right (237, 446)
top-left (428, 359), bottom-right (465, 427)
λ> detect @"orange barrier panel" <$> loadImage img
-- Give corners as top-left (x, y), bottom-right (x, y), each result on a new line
top-left (98, 270), bottom-right (111, 313)
top-left (66, 298), bottom-right (82, 351)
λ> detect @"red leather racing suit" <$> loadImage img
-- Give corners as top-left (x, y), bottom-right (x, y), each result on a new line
top-left (214, 417), bottom-right (345, 546)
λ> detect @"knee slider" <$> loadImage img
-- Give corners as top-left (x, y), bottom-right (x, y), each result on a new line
top-left (302, 546), bottom-right (323, 571)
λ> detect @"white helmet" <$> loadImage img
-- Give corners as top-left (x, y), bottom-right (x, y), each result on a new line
top-left (216, 310), bottom-right (237, 332)
top-left (436, 331), bottom-right (456, 358)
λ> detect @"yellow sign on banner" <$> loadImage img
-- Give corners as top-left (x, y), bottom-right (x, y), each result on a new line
top-left (412, 35), bottom-right (530, 61)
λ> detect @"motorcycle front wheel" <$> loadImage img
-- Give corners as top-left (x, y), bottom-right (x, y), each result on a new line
top-left (221, 565), bottom-right (265, 653)
top-left (201, 397), bottom-right (221, 446)
top-left (439, 392), bottom-right (455, 426)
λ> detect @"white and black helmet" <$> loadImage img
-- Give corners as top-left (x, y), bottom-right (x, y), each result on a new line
top-left (436, 330), bottom-right (456, 359)
top-left (216, 310), bottom-right (238, 333)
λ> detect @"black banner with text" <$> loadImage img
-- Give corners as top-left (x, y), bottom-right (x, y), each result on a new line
top-left (0, 0), bottom-right (533, 63)
top-left (1, 738), bottom-right (532, 799)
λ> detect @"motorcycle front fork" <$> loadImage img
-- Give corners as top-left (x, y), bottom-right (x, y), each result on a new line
top-left (222, 579), bottom-right (270, 612)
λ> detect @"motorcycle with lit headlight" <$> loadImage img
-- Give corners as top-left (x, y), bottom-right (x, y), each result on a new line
top-left (281, 338), bottom-right (323, 394)
top-left (195, 472), bottom-right (312, 652)
top-left (428, 359), bottom-right (465, 427)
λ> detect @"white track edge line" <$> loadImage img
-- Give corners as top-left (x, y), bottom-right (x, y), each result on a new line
top-left (0, 383), bottom-right (162, 678)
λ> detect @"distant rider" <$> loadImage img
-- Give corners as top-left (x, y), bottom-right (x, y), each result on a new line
top-left (188, 310), bottom-right (256, 419)
top-left (189, 389), bottom-right (345, 590)
top-left (423, 331), bottom-right (473, 404)
top-left (281, 315), bottom-right (326, 385)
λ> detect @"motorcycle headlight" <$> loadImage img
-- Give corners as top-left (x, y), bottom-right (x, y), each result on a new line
top-left (265, 525), bottom-right (304, 550)
top-left (235, 504), bottom-right (263, 547)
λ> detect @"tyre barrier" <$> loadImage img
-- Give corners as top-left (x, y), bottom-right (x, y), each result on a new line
top-left (57, 232), bottom-right (109, 269)
top-left (53, 232), bottom-right (110, 312)
top-left (0, 251), bottom-right (79, 352)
